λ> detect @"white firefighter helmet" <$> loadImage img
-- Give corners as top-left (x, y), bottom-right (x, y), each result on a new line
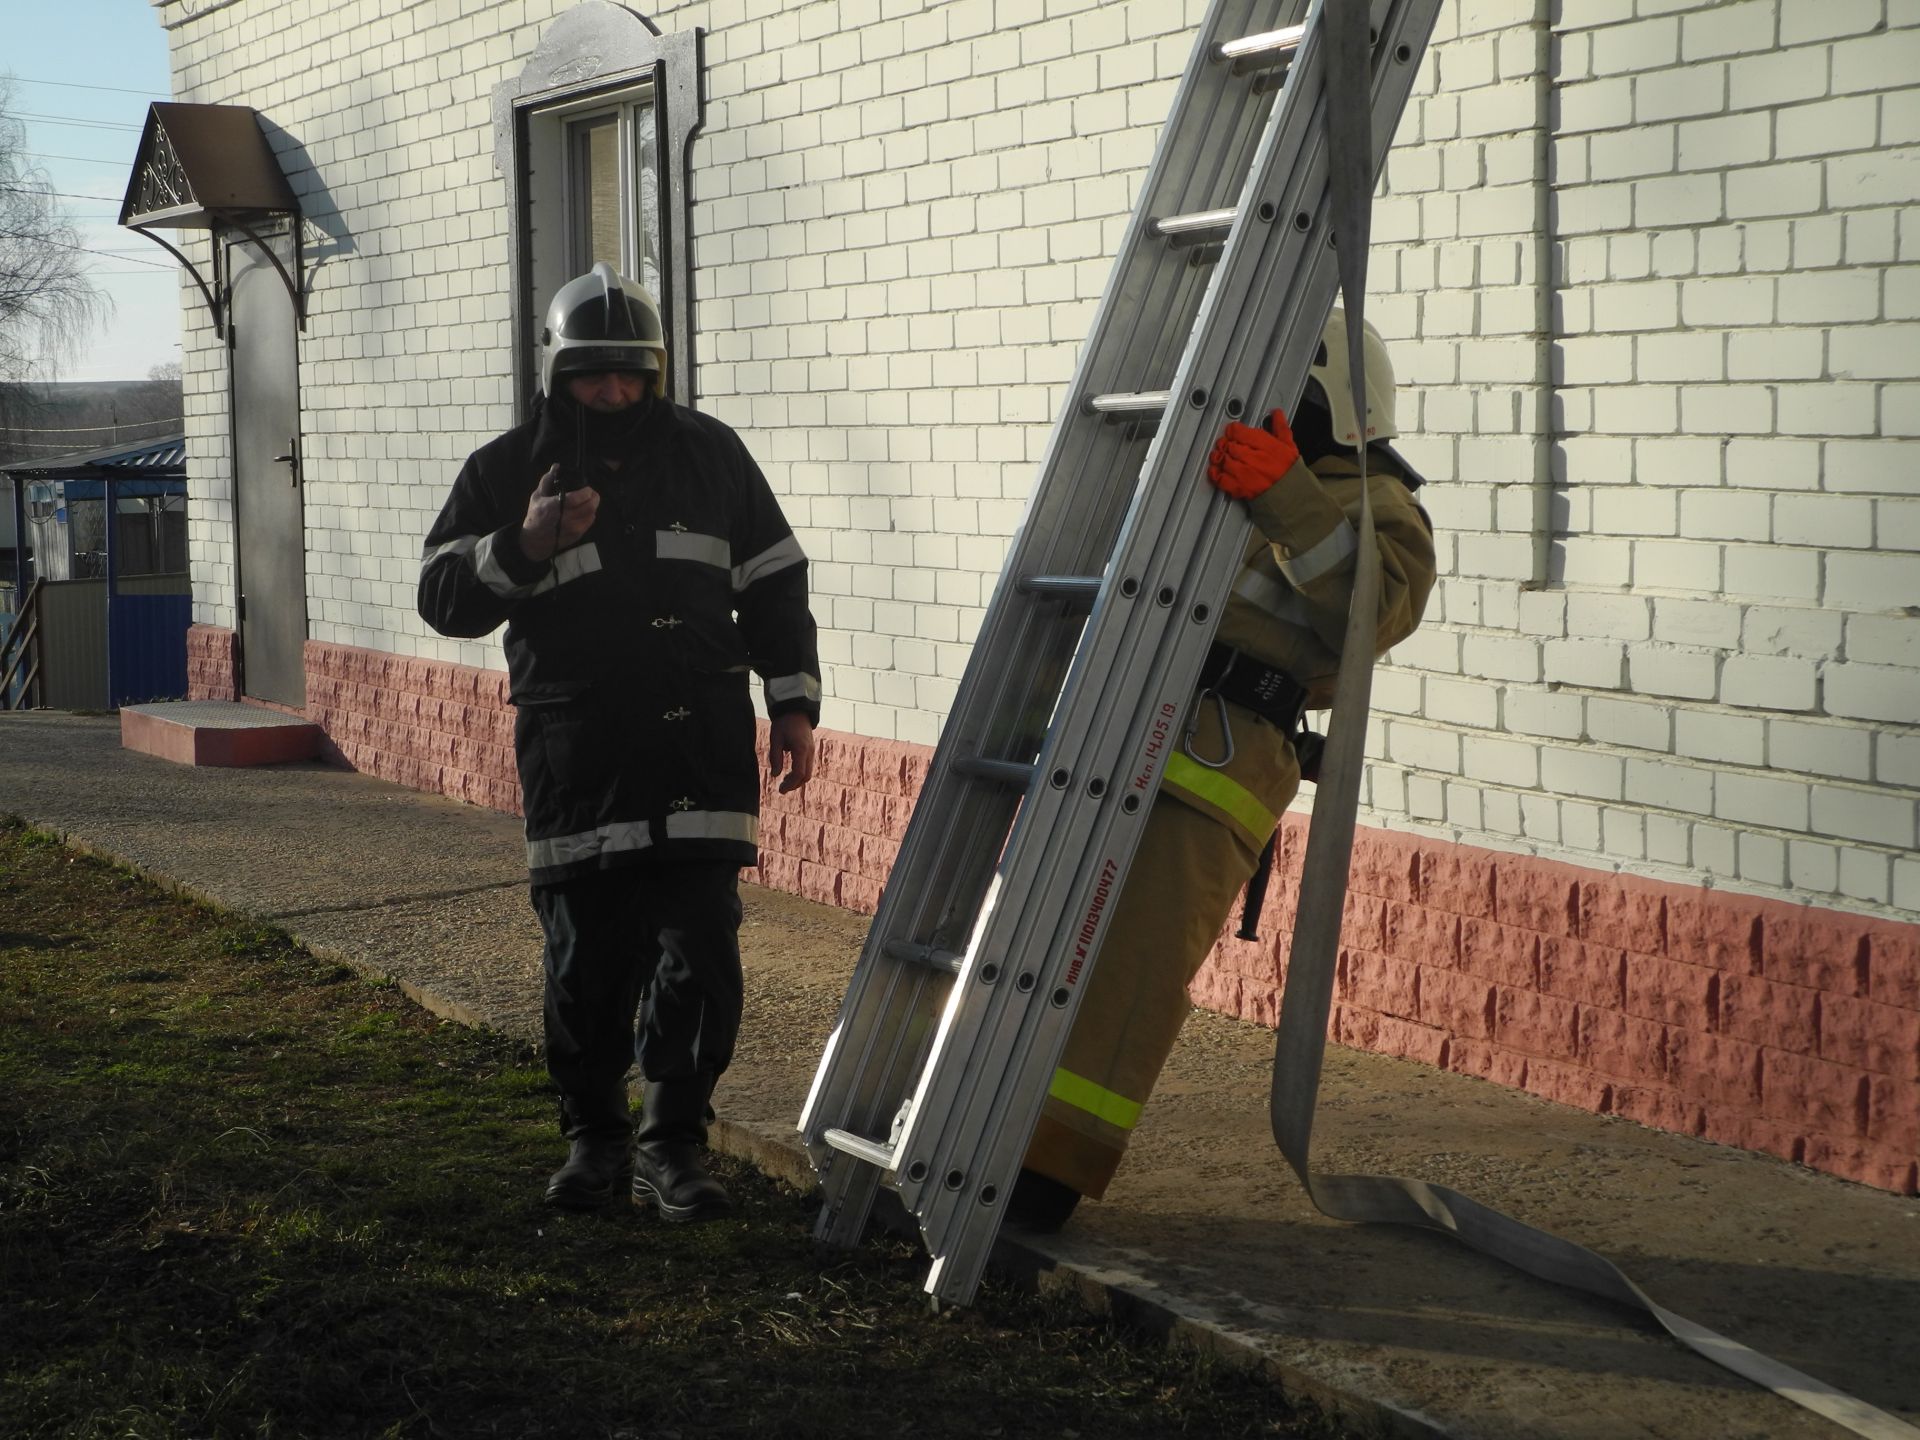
top-left (540, 262), bottom-right (667, 396)
top-left (1306, 307), bottom-right (1397, 447)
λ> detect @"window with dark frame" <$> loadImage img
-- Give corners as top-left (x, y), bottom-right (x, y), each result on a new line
top-left (493, 13), bottom-right (703, 414)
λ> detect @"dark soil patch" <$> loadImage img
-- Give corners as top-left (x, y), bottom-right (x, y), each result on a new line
top-left (0, 819), bottom-right (1349, 1439)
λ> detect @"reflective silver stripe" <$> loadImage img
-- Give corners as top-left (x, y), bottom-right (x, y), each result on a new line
top-left (526, 819), bottom-right (652, 871)
top-left (1276, 520), bottom-right (1357, 588)
top-left (732, 534), bottom-right (806, 592)
top-left (657, 530), bottom-right (729, 570)
top-left (766, 672), bottom-right (822, 704)
top-left (529, 543), bottom-right (602, 596)
top-left (664, 809), bottom-right (759, 844)
top-left (423, 534), bottom-right (479, 564)
top-left (433, 534), bottom-right (601, 600)
top-left (474, 531), bottom-right (535, 598)
top-left (1233, 565), bottom-right (1314, 627)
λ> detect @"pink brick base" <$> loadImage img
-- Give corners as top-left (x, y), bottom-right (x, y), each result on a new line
top-left (186, 624), bottom-right (238, 702)
top-left (305, 640), bottom-right (521, 815)
top-left (1189, 815), bottom-right (1919, 1196)
top-left (279, 638), bottom-right (1920, 1196)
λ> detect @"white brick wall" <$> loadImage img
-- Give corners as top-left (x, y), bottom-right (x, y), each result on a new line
top-left (1362, 0), bottom-right (1919, 920)
top-left (159, 0), bottom-right (1918, 923)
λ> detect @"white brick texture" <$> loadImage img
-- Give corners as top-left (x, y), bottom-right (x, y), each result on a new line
top-left (159, 0), bottom-right (1919, 928)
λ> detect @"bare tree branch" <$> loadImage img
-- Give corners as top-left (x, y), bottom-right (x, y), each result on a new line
top-left (0, 78), bottom-right (114, 427)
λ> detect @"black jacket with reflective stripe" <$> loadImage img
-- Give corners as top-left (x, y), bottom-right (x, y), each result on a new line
top-left (417, 395), bottom-right (820, 880)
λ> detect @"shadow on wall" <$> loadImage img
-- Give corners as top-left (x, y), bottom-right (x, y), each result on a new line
top-left (256, 118), bottom-right (357, 304)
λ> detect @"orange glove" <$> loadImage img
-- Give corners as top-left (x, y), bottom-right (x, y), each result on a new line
top-left (1206, 407), bottom-right (1301, 499)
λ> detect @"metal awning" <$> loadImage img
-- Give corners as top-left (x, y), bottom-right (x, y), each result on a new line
top-left (119, 104), bottom-right (303, 337)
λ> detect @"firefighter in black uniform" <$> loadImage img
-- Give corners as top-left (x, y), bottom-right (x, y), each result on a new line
top-left (418, 264), bottom-right (821, 1220)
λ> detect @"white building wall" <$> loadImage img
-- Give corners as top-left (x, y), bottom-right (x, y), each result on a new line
top-left (156, 0), bottom-right (1919, 921)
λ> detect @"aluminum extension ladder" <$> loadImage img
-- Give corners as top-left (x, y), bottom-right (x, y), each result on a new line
top-left (800, 0), bottom-right (1441, 1308)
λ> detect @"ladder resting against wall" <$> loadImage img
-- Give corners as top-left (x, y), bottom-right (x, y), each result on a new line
top-left (798, 0), bottom-right (1440, 1309)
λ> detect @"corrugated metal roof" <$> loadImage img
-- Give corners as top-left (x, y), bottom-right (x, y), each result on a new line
top-left (2, 434), bottom-right (187, 480)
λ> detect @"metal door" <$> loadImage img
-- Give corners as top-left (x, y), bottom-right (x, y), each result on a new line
top-left (228, 229), bottom-right (306, 708)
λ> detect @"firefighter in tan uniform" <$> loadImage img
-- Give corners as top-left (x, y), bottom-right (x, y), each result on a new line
top-left (1010, 311), bottom-right (1437, 1229)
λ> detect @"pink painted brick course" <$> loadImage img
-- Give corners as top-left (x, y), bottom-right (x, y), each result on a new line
top-left (1418, 846), bottom-right (1497, 919)
top-left (820, 821), bottom-right (862, 875)
top-left (839, 872), bottom-right (884, 914)
top-left (1497, 985), bottom-right (1580, 1057)
top-left (1720, 972), bottom-right (1819, 1055)
top-left (1613, 1085), bottom-right (1705, 1137)
top-left (1341, 893), bottom-right (1387, 954)
top-left (1522, 1056), bottom-right (1612, 1113)
top-left (1446, 1039), bottom-right (1530, 1088)
top-left (796, 859), bottom-right (840, 907)
top-left (1667, 890), bottom-right (1764, 975)
top-left (1625, 952), bottom-right (1718, 1031)
top-left (1349, 830), bottom-right (1418, 903)
top-left (756, 852), bottom-right (802, 895)
top-left (186, 624), bottom-right (239, 701)
top-left (1419, 967), bottom-right (1495, 1039)
top-left (1333, 1005), bottom-right (1450, 1067)
top-left (1457, 917), bottom-right (1540, 989)
top-left (1494, 863), bottom-right (1580, 938)
top-left (1666, 1030), bottom-right (1763, 1109)
top-left (1385, 901), bottom-right (1460, 966)
top-left (1188, 966), bottom-right (1239, 1016)
top-left (1819, 994), bottom-right (1920, 1080)
top-left (1761, 1050), bottom-right (1869, 1137)
top-left (1538, 936), bottom-right (1626, 1010)
top-left (1338, 947), bottom-right (1420, 1019)
top-left (1867, 1075), bottom-right (1919, 1153)
top-left (1701, 1111), bottom-right (1805, 1165)
top-left (1577, 1008), bottom-right (1666, 1082)
top-left (1867, 926), bottom-right (1920, 1011)
top-left (1580, 876), bottom-right (1667, 955)
top-left (844, 787), bottom-right (891, 835)
top-left (1238, 981), bottom-right (1282, 1030)
top-left (1801, 1134), bottom-right (1917, 1195)
top-left (1762, 911), bottom-right (1869, 997)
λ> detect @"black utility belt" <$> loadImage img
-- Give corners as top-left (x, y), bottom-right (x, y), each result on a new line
top-left (1196, 642), bottom-right (1308, 732)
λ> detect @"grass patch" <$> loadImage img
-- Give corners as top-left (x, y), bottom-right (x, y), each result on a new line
top-left (0, 821), bottom-right (1353, 1439)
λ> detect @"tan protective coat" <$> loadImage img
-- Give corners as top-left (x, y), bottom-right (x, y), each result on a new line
top-left (1024, 449), bottom-right (1435, 1198)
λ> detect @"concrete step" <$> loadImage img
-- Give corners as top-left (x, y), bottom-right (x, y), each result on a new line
top-left (121, 700), bottom-right (322, 768)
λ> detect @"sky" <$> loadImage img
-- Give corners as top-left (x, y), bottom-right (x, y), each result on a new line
top-left (4, 0), bottom-right (181, 382)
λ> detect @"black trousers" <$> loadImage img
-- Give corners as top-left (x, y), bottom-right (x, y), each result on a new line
top-left (531, 862), bottom-right (744, 1138)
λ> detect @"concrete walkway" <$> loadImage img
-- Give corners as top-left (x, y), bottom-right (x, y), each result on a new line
top-left (3, 710), bottom-right (1915, 1439)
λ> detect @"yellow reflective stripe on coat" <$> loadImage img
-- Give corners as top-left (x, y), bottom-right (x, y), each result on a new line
top-left (1162, 750), bottom-right (1277, 842)
top-left (1049, 1068), bottom-right (1144, 1131)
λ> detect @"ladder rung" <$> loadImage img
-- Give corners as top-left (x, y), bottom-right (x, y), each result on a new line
top-left (883, 938), bottom-right (963, 974)
top-left (1086, 390), bottom-right (1170, 416)
top-left (1216, 24), bottom-right (1305, 68)
top-left (1017, 574), bottom-right (1102, 600)
top-left (822, 1128), bottom-right (898, 1171)
top-left (953, 756), bottom-right (1037, 788)
top-left (1153, 207), bottom-right (1237, 243)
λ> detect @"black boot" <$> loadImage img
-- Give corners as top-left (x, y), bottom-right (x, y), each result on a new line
top-left (1005, 1167), bottom-right (1081, 1233)
top-left (544, 1131), bottom-right (631, 1210)
top-left (631, 1076), bottom-right (730, 1222)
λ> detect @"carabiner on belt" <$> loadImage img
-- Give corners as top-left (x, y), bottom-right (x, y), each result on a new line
top-left (1183, 687), bottom-right (1235, 769)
